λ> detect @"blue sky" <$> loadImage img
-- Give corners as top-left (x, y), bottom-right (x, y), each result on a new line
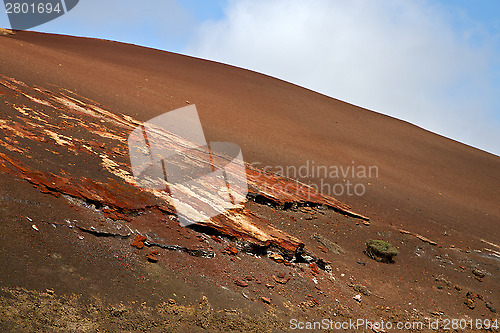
top-left (1, 0), bottom-right (499, 156)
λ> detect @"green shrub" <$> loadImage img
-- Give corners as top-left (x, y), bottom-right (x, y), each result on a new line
top-left (364, 239), bottom-right (398, 263)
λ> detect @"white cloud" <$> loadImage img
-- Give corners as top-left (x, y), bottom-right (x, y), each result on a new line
top-left (185, 0), bottom-right (500, 155)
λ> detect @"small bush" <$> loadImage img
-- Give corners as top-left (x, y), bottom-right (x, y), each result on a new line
top-left (364, 239), bottom-right (398, 263)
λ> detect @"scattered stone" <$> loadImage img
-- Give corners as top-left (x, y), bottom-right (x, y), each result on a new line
top-left (364, 240), bottom-right (398, 263)
top-left (464, 292), bottom-right (477, 310)
top-left (301, 254), bottom-right (315, 262)
top-left (131, 235), bottom-right (147, 249)
top-left (199, 295), bottom-right (209, 308)
top-left (261, 296), bottom-right (271, 304)
top-left (318, 245), bottom-right (328, 253)
top-left (454, 285), bottom-right (462, 291)
top-left (311, 233), bottom-right (345, 255)
top-left (168, 299), bottom-right (177, 305)
top-left (227, 246), bottom-right (238, 255)
top-left (299, 300), bottom-right (318, 308)
top-left (299, 207), bottom-right (314, 213)
top-left (146, 253), bottom-right (159, 263)
top-left (435, 275), bottom-right (451, 287)
top-left (415, 234), bottom-right (437, 246)
top-left (323, 263), bottom-right (332, 272)
top-left (109, 306), bottom-right (127, 317)
top-left (227, 245), bottom-right (238, 255)
top-left (310, 262), bottom-right (320, 274)
top-left (351, 284), bottom-right (371, 296)
top-left (357, 261), bottom-right (366, 266)
top-left (398, 229), bottom-right (437, 245)
top-left (273, 274), bottom-right (290, 284)
top-left (111, 147), bottom-right (123, 156)
top-left (269, 253), bottom-right (284, 263)
top-left (472, 268), bottom-right (486, 278)
top-left (0, 28), bottom-right (15, 36)
top-left (265, 284), bottom-right (274, 289)
top-left (353, 294), bottom-right (362, 303)
top-left (235, 280), bottom-right (249, 287)
top-left (371, 325), bottom-right (386, 333)
top-left (464, 298), bottom-right (475, 309)
top-left (210, 235), bottom-right (222, 243)
top-left (32, 224), bottom-right (39, 231)
top-left (486, 302), bottom-right (497, 313)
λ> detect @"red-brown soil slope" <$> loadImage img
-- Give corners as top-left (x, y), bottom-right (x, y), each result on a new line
top-left (0, 31), bottom-right (498, 332)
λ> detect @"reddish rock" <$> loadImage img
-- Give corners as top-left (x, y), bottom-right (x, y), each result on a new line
top-left (235, 280), bottom-right (249, 287)
top-left (227, 246), bottom-right (238, 255)
top-left (103, 208), bottom-right (131, 221)
top-left (269, 253), bottom-right (284, 263)
top-left (210, 235), bottom-right (222, 243)
top-left (39, 186), bottom-right (61, 197)
top-left (273, 274), bottom-right (290, 284)
top-left (131, 235), bottom-right (147, 249)
top-left (464, 298), bottom-right (475, 309)
top-left (146, 254), bottom-right (159, 262)
top-left (310, 262), bottom-right (320, 274)
top-left (261, 296), bottom-right (271, 304)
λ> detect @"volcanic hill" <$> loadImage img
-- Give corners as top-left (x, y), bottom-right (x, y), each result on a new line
top-left (0, 31), bottom-right (498, 332)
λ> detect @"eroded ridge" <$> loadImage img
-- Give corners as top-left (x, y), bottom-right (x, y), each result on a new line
top-left (0, 75), bottom-right (368, 256)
